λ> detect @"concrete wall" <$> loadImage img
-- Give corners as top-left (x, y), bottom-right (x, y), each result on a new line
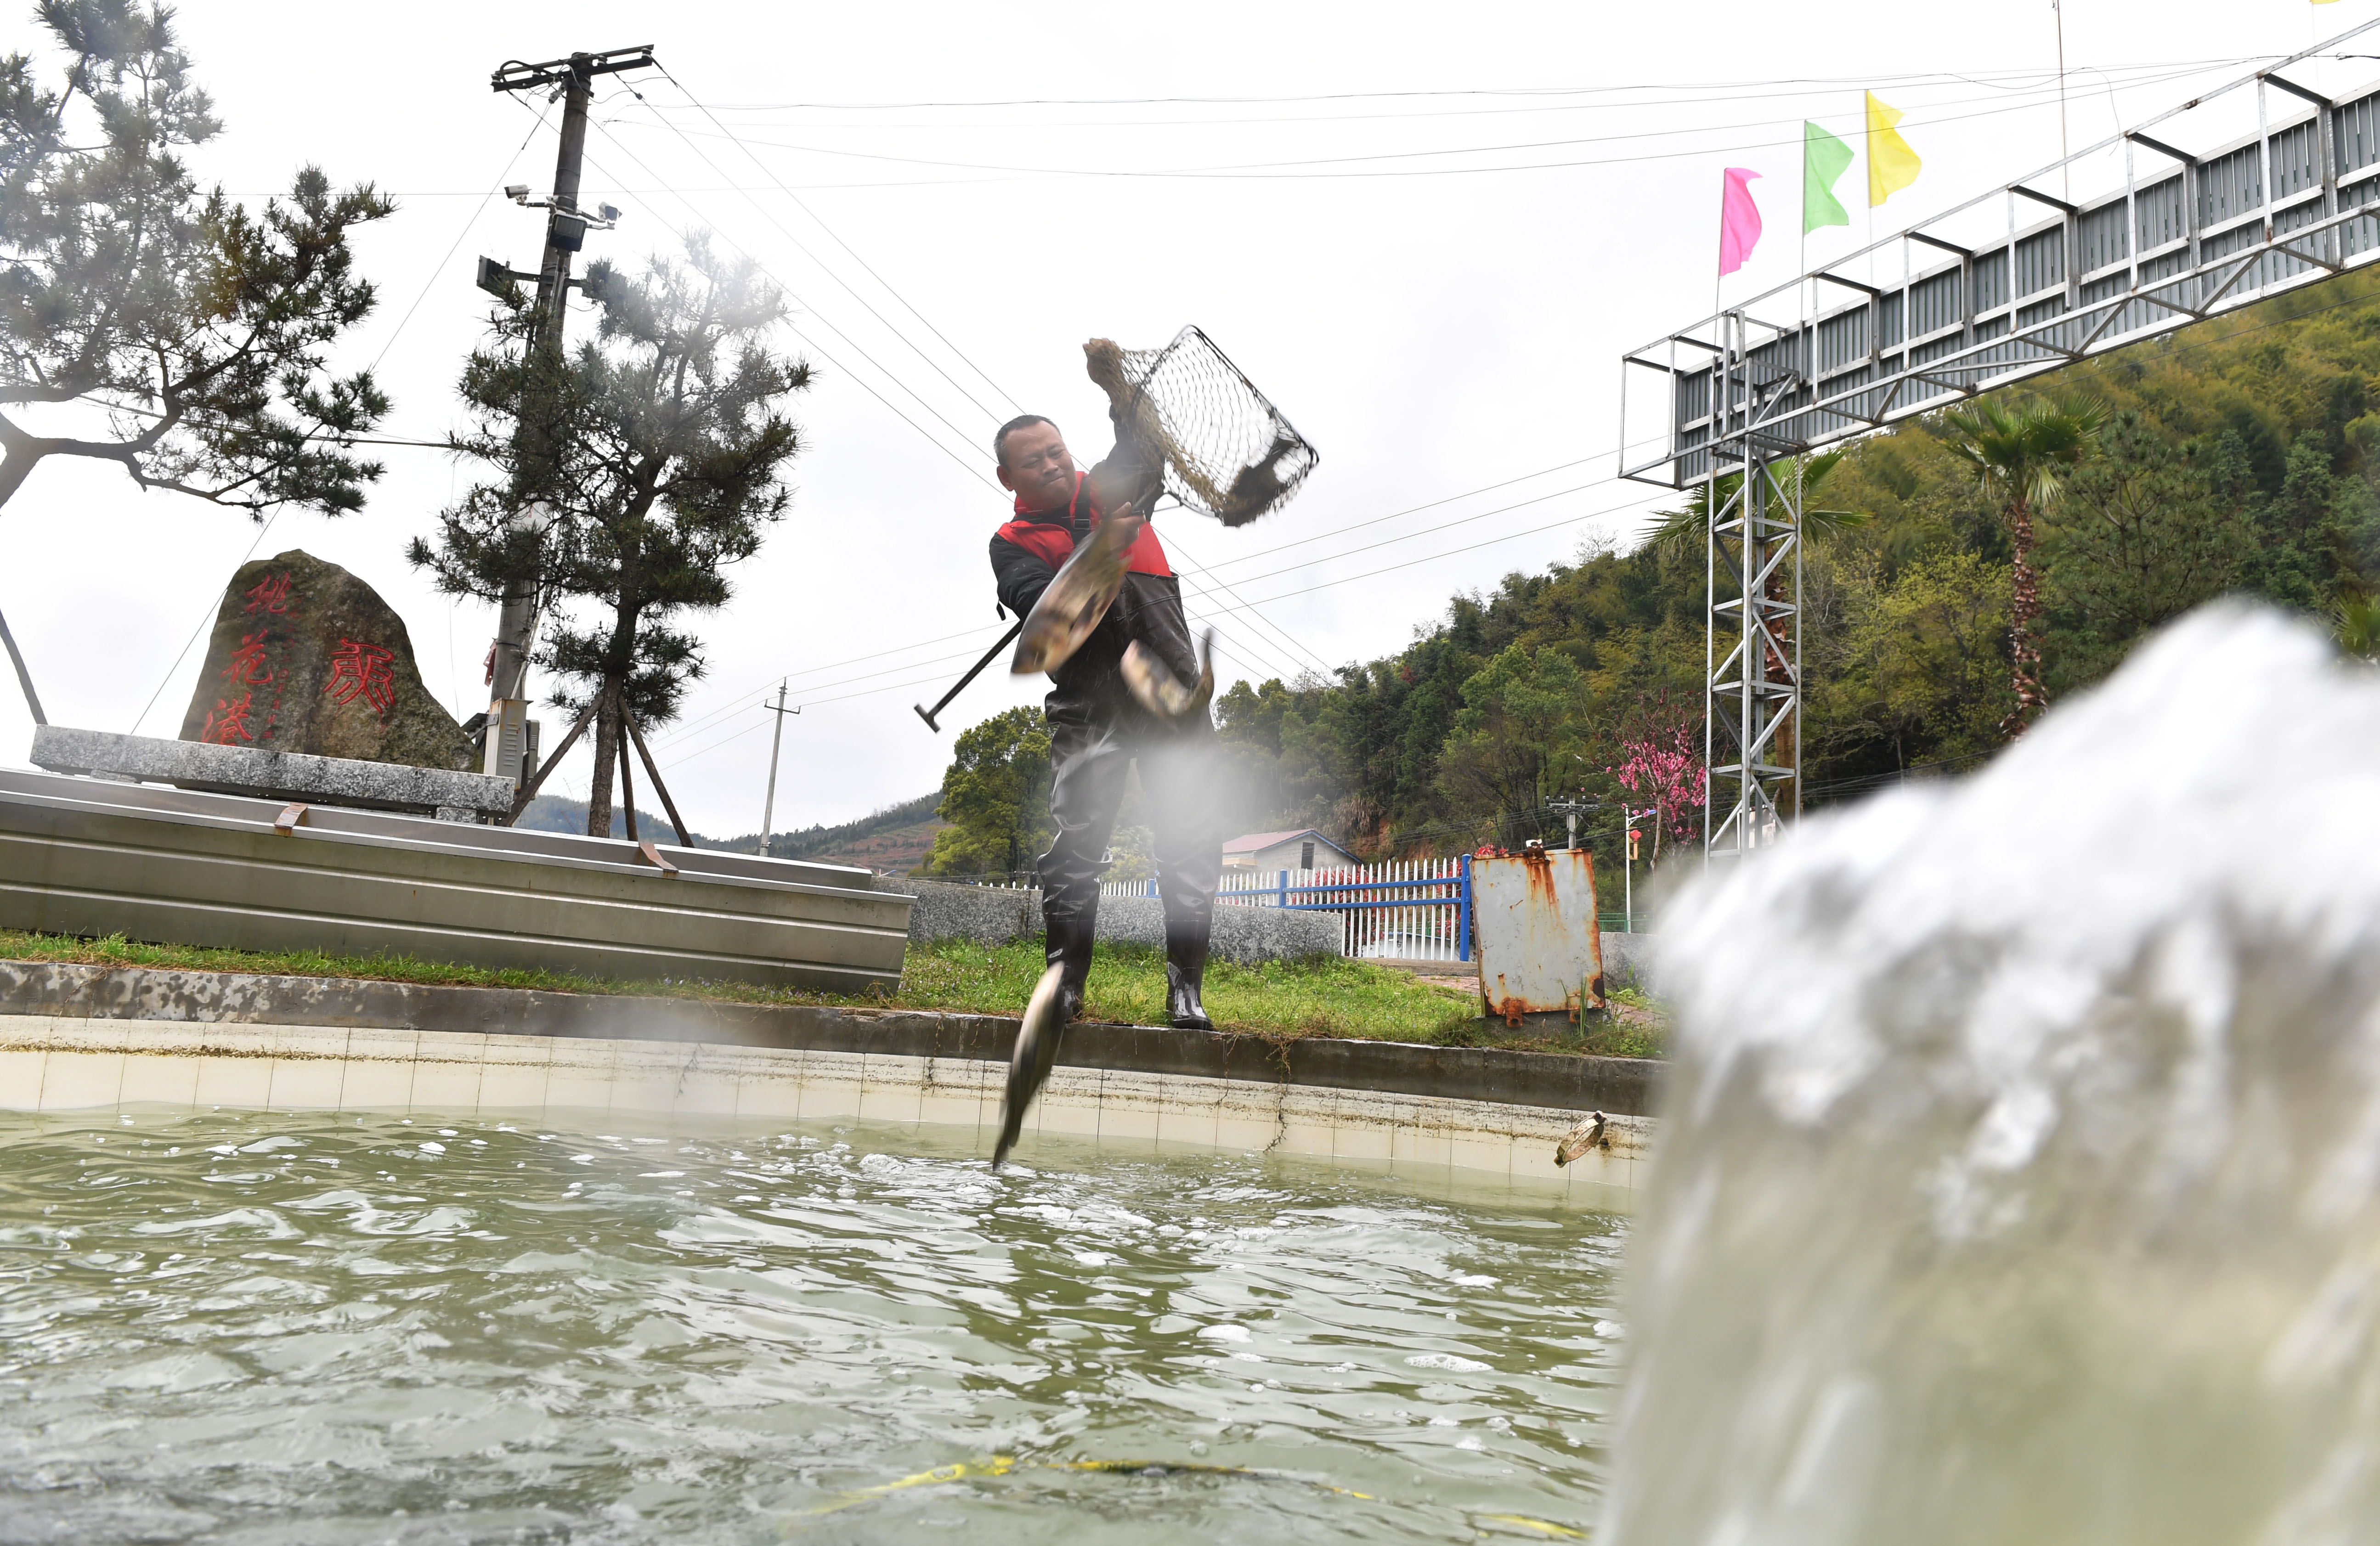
top-left (0, 960), bottom-right (1662, 1207)
top-left (1599, 932), bottom-right (1657, 995)
top-left (888, 876), bottom-right (1343, 964)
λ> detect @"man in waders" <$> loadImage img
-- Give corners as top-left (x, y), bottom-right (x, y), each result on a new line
top-left (987, 406), bottom-right (1221, 1031)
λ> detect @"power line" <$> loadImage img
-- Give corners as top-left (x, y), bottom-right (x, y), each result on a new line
top-left (645, 485), bottom-right (1658, 749)
top-left (1232, 479), bottom-right (1614, 586)
top-left (122, 117), bottom-right (558, 738)
top-left (522, 96), bottom-right (997, 489)
top-left (1165, 530), bottom-right (1338, 678)
top-left (603, 73), bottom-right (1340, 696)
top-left (606, 79), bottom-right (1011, 432)
top-left (1195, 455), bottom-right (1605, 574)
top-left (574, 78), bottom-right (1377, 719)
top-left (655, 66), bottom-right (1021, 416)
top-left (366, 103), bottom-right (552, 377)
top-left (651, 445), bottom-right (1667, 752)
top-left (647, 618), bottom-right (1014, 747)
top-left (615, 61), bottom-right (2230, 184)
top-left (658, 57), bottom-right (2274, 113)
top-left (1197, 485), bottom-right (1670, 617)
top-left (583, 111), bottom-right (995, 462)
top-left (673, 247), bottom-right (2380, 742)
top-left (625, 62), bottom-right (2206, 133)
top-left (497, 42), bottom-right (2307, 789)
top-left (626, 64), bottom-right (1409, 704)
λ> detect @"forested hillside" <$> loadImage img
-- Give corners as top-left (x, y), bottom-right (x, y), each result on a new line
top-left (925, 270), bottom-right (2380, 880)
top-left (1217, 269), bottom-right (2380, 857)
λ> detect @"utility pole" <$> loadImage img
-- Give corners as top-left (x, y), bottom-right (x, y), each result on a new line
top-left (759, 682), bottom-right (800, 858)
top-left (478, 44), bottom-right (655, 787)
top-left (1545, 796), bottom-right (1593, 852)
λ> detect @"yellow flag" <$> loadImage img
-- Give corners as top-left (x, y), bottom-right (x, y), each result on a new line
top-left (1867, 91), bottom-right (1922, 206)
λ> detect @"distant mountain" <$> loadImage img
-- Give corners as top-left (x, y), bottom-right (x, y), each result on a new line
top-left (516, 790), bottom-right (945, 875)
top-left (514, 794), bottom-right (711, 844)
top-left (713, 792), bottom-right (947, 874)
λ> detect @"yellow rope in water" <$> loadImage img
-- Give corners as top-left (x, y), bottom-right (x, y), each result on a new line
top-left (780, 1454), bottom-right (1583, 1537)
top-left (1478, 1512), bottom-right (1589, 1539)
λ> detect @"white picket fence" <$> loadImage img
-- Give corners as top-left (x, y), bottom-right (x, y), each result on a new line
top-left (1100, 857), bottom-right (1470, 962)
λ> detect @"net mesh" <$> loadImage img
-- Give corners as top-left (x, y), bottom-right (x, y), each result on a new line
top-left (1085, 328), bottom-right (1317, 527)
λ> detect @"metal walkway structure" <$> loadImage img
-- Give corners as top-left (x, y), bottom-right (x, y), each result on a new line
top-left (1621, 19), bottom-right (2380, 860)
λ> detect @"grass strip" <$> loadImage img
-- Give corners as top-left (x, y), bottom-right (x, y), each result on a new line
top-left (0, 930), bottom-right (1662, 1059)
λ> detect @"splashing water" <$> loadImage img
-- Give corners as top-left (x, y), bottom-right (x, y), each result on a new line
top-left (0, 1110), bottom-right (1618, 1542)
top-left (1605, 603), bottom-right (2380, 1545)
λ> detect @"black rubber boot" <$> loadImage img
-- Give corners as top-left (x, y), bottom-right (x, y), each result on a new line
top-left (1166, 928), bottom-right (1212, 1030)
top-left (1046, 913), bottom-right (1096, 1024)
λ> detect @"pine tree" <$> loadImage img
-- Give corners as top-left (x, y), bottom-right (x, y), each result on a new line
top-left (0, 1), bottom-right (393, 515)
top-left (412, 236), bottom-right (810, 837)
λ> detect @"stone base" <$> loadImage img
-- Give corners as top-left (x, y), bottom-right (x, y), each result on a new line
top-left (887, 875), bottom-right (1344, 964)
top-left (30, 726), bottom-right (513, 821)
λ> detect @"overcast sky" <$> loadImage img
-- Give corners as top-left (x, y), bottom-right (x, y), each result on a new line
top-left (2, 0), bottom-right (2369, 840)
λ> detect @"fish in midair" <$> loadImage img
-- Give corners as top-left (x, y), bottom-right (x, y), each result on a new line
top-left (1214, 431), bottom-right (1303, 526)
top-left (1010, 504), bottom-right (1146, 677)
top-left (993, 962), bottom-right (1071, 1168)
top-left (1083, 337), bottom-right (1170, 502)
top-left (1122, 628), bottom-right (1215, 722)
top-left (1554, 1112), bottom-right (1609, 1167)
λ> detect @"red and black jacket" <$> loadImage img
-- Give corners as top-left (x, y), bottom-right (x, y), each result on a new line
top-left (989, 426), bottom-right (1201, 716)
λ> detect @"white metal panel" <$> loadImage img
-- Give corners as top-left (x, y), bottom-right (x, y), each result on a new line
top-left (1472, 851), bottom-right (1606, 1020)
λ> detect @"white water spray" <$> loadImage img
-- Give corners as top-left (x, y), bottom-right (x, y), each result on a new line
top-left (1608, 602), bottom-right (2380, 1545)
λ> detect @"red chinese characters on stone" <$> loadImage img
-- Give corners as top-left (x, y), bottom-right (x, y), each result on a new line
top-left (323, 639), bottom-right (396, 717)
top-left (199, 693), bottom-right (256, 745)
top-left (220, 631), bottom-right (274, 687)
top-left (243, 573), bottom-right (294, 615)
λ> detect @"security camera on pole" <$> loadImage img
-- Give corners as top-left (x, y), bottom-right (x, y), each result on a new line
top-left (475, 45), bottom-right (654, 787)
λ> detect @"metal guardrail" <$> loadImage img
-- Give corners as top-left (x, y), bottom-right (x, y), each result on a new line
top-left (0, 769), bottom-right (911, 992)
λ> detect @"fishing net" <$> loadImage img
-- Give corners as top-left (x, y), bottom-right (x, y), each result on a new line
top-left (1084, 328), bottom-right (1318, 527)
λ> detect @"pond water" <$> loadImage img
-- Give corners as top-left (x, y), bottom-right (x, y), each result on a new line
top-left (0, 1110), bottom-right (1622, 1543)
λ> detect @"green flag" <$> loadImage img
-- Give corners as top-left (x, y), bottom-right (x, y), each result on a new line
top-left (1803, 120), bottom-right (1854, 233)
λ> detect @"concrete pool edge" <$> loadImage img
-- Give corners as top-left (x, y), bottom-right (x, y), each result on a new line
top-left (0, 959), bottom-right (1660, 1208)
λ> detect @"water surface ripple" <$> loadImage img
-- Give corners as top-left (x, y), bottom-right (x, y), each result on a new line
top-left (0, 1110), bottom-right (1622, 1543)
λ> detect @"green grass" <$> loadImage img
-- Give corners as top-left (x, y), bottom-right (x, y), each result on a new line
top-left (0, 929), bottom-right (1664, 1059)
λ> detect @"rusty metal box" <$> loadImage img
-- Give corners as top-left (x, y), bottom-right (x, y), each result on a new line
top-left (1472, 848), bottom-right (1607, 1023)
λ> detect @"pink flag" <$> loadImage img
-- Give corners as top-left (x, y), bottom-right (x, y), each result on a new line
top-left (1719, 167), bottom-right (1763, 276)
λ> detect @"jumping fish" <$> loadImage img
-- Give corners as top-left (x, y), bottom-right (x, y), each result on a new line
top-left (1121, 628), bottom-right (1215, 721)
top-left (1554, 1112), bottom-right (1609, 1167)
top-left (1213, 431), bottom-right (1303, 526)
top-left (993, 962), bottom-right (1071, 1168)
top-left (1009, 504), bottom-right (1146, 677)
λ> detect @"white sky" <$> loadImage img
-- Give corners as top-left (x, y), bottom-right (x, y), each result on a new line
top-left (2, 0), bottom-right (2371, 838)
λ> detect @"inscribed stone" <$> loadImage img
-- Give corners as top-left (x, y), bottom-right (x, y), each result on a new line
top-left (177, 550), bottom-right (472, 770)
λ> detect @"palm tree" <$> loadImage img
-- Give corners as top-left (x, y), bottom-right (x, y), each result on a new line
top-left (2333, 591), bottom-right (2380, 661)
top-left (1645, 449), bottom-right (1867, 558)
top-left (1938, 395), bottom-right (2108, 734)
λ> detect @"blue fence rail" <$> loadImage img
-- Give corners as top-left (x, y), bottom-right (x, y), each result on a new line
top-left (1106, 856), bottom-right (1475, 962)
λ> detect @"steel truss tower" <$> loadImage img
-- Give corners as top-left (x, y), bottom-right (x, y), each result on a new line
top-left (1702, 310), bottom-right (1805, 860)
top-left (1622, 17), bottom-right (2380, 859)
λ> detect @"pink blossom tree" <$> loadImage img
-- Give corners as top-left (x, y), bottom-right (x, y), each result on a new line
top-left (1609, 710), bottom-right (1705, 865)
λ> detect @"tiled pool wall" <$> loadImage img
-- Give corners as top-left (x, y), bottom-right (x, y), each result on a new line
top-left (0, 1015), bottom-right (1650, 1211)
